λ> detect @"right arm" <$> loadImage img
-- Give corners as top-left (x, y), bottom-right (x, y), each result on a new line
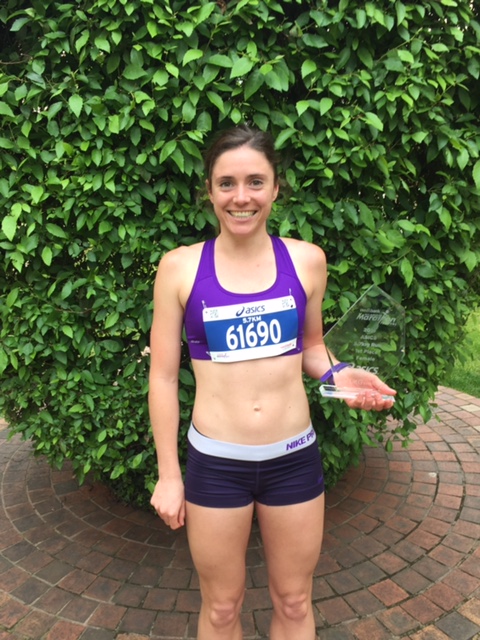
top-left (149, 250), bottom-right (186, 529)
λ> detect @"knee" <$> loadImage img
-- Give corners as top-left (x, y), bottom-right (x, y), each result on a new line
top-left (274, 591), bottom-right (310, 622)
top-left (208, 597), bottom-right (242, 630)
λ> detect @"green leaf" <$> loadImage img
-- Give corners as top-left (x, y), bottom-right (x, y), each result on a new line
top-left (296, 101), bottom-right (310, 116)
top-left (459, 249), bottom-right (477, 271)
top-left (124, 64), bottom-right (145, 80)
top-left (166, 63), bottom-right (179, 78)
top-left (183, 49), bottom-right (203, 66)
top-left (400, 258), bottom-right (414, 286)
top-left (97, 444), bottom-right (108, 460)
top-left (94, 36), bottom-right (111, 53)
top-left (357, 47), bottom-right (373, 69)
top-left (11, 17), bottom-right (31, 31)
top-left (230, 57), bottom-right (255, 79)
top-left (160, 140), bottom-right (177, 163)
top-left (457, 148), bottom-right (469, 171)
top-left (302, 34), bottom-right (327, 49)
top-left (179, 368), bottom-right (195, 386)
top-left (264, 69), bottom-right (285, 92)
top-left (397, 50), bottom-right (414, 64)
top-left (396, 2), bottom-right (406, 24)
top-left (2, 216), bottom-right (17, 241)
top-left (207, 91), bottom-right (225, 113)
top-left (193, 2), bottom-right (217, 23)
top-left (334, 128), bottom-right (350, 142)
top-left (75, 30), bottom-right (89, 52)
top-left (0, 347), bottom-right (8, 375)
top-left (208, 54), bottom-right (233, 68)
top-left (46, 223), bottom-right (68, 239)
top-left (0, 137), bottom-right (14, 149)
top-left (182, 100), bottom-right (196, 123)
top-left (356, 8), bottom-right (367, 28)
top-left (60, 281), bottom-right (73, 299)
top-left (412, 131), bottom-right (428, 144)
top-left (152, 70), bottom-right (169, 86)
top-left (364, 112), bottom-right (384, 131)
top-left (30, 186), bottom-right (45, 204)
top-left (358, 202), bottom-right (375, 231)
top-left (6, 288), bottom-right (19, 307)
top-left (431, 43), bottom-right (449, 53)
top-left (69, 95), bottom-right (83, 117)
top-left (102, 339), bottom-right (122, 352)
top-left (41, 246), bottom-right (53, 266)
top-left (108, 115), bottom-right (120, 134)
top-left (131, 453), bottom-right (143, 469)
top-left (110, 465), bottom-right (125, 480)
top-left (244, 70), bottom-right (264, 99)
top-left (301, 60), bottom-right (317, 79)
top-left (275, 128), bottom-right (296, 149)
top-left (0, 102), bottom-right (14, 117)
top-left (439, 208), bottom-right (452, 230)
top-left (62, 325), bottom-right (73, 338)
top-left (319, 97), bottom-right (333, 115)
top-left (473, 160), bottom-right (480, 190)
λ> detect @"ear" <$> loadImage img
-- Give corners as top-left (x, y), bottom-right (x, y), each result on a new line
top-left (206, 179), bottom-right (213, 203)
top-left (273, 183), bottom-right (279, 201)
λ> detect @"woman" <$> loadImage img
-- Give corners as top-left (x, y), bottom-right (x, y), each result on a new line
top-left (149, 125), bottom-right (396, 640)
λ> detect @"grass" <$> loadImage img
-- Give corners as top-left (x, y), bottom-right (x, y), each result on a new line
top-left (443, 310), bottom-right (480, 399)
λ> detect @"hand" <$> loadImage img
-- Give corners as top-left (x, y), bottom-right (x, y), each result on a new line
top-left (335, 366), bottom-right (396, 411)
top-left (150, 477), bottom-right (186, 530)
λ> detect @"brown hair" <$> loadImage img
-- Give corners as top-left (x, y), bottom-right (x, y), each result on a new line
top-left (204, 124), bottom-right (279, 184)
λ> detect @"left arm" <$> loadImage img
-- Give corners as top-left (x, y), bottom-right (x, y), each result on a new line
top-left (293, 241), bottom-right (396, 411)
top-left (298, 242), bottom-right (333, 380)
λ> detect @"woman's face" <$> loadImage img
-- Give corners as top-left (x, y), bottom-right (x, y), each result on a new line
top-left (207, 144), bottom-right (279, 237)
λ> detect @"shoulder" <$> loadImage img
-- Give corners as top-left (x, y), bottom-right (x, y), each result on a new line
top-left (277, 236), bottom-right (327, 299)
top-left (158, 242), bottom-right (205, 271)
top-left (278, 236), bottom-right (326, 270)
top-left (156, 242), bottom-right (205, 282)
top-left (154, 242), bottom-right (206, 305)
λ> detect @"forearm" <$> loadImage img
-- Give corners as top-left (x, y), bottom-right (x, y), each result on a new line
top-left (302, 344), bottom-right (338, 380)
top-left (148, 378), bottom-right (182, 480)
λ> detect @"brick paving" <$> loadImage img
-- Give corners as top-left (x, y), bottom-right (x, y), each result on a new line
top-left (1, 386), bottom-right (480, 639)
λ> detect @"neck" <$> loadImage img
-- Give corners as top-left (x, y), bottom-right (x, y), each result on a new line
top-left (215, 230), bottom-right (271, 257)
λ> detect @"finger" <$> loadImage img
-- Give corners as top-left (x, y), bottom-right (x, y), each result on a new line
top-left (178, 503), bottom-right (186, 527)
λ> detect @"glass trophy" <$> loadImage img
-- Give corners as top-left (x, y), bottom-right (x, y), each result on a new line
top-left (319, 285), bottom-right (405, 401)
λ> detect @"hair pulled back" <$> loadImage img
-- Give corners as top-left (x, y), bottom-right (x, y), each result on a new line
top-left (204, 125), bottom-right (279, 184)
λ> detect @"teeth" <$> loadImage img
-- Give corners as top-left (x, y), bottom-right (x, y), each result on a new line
top-left (229, 211), bottom-right (255, 218)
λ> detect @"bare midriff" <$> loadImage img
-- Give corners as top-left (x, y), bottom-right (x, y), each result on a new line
top-left (190, 353), bottom-right (311, 445)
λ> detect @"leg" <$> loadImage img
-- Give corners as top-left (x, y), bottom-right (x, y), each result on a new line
top-left (186, 501), bottom-right (255, 640)
top-left (256, 494), bottom-right (325, 640)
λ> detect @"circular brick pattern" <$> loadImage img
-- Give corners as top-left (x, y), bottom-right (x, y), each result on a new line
top-left (1, 387), bottom-right (480, 640)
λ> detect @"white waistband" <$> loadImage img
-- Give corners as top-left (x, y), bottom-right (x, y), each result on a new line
top-left (187, 423), bottom-right (316, 462)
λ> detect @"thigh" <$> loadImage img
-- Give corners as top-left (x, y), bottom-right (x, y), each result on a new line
top-left (256, 494), bottom-right (325, 595)
top-left (186, 501), bottom-right (255, 600)
top-left (185, 441), bottom-right (255, 508)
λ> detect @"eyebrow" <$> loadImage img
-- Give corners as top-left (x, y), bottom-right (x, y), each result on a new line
top-left (216, 173), bottom-right (268, 181)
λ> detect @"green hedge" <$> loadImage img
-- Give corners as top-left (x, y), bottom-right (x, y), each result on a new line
top-left (1, 0), bottom-right (479, 507)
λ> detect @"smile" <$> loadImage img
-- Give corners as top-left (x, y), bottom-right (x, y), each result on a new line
top-left (228, 211), bottom-right (256, 218)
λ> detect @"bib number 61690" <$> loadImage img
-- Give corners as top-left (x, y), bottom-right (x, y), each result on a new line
top-left (226, 319), bottom-right (282, 350)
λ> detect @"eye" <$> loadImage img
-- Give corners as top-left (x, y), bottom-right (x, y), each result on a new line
top-left (219, 180), bottom-right (234, 189)
top-left (250, 179), bottom-right (264, 188)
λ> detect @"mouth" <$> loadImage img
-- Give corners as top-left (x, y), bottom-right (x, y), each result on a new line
top-left (228, 210), bottom-right (257, 219)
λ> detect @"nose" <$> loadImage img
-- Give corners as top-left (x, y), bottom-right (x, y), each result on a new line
top-left (233, 184), bottom-right (250, 204)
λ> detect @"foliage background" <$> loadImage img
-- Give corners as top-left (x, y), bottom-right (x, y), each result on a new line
top-left (1, 0), bottom-right (479, 507)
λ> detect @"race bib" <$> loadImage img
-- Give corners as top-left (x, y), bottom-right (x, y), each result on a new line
top-left (203, 295), bottom-right (298, 362)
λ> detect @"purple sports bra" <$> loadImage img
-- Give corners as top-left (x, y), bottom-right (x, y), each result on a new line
top-left (184, 236), bottom-right (307, 362)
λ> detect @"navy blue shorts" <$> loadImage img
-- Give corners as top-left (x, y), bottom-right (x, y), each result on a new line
top-left (184, 439), bottom-right (325, 509)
